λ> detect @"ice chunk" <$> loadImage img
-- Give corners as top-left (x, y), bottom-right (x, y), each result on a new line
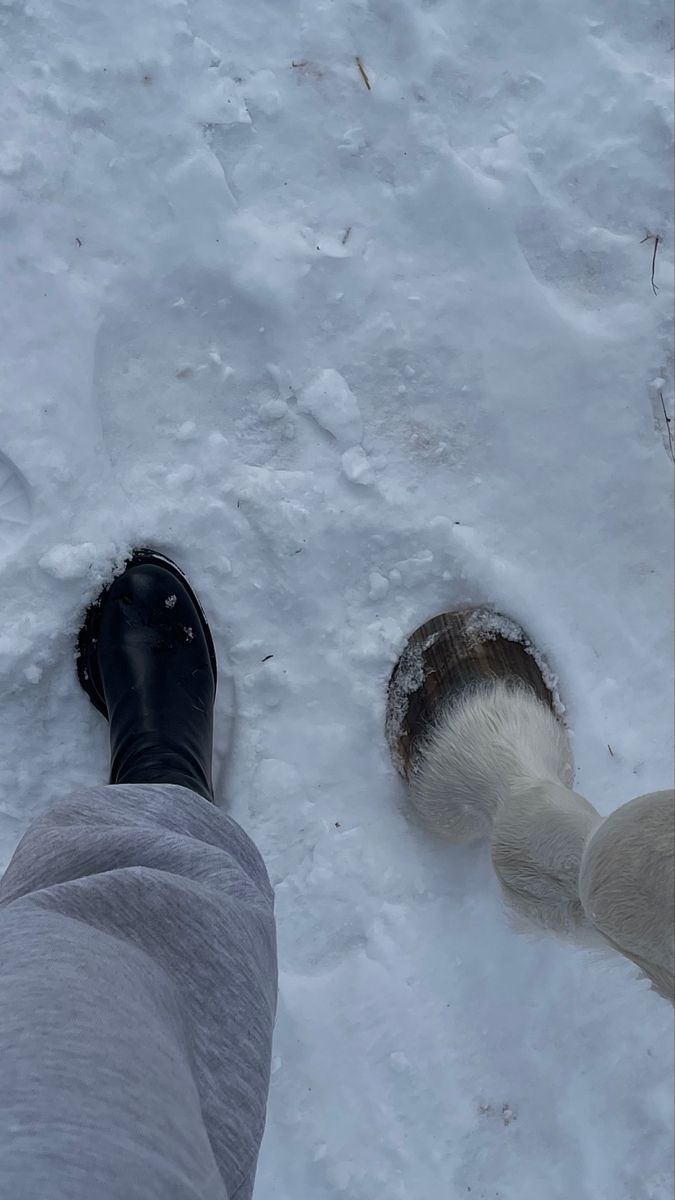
top-left (243, 70), bottom-right (281, 116)
top-left (259, 399), bottom-right (289, 422)
top-left (368, 571), bottom-right (389, 600)
top-left (341, 446), bottom-right (373, 485)
top-left (297, 369), bottom-right (363, 447)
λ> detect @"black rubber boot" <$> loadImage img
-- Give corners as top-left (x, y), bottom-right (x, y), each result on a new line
top-left (77, 550), bottom-right (217, 803)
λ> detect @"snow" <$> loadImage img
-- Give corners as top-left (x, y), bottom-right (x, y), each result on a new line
top-left (0, 0), bottom-right (673, 1195)
top-left (298, 367), bottom-right (364, 446)
top-left (341, 444), bottom-right (373, 484)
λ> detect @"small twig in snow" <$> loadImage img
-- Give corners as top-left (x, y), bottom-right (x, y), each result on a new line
top-left (640, 232), bottom-right (660, 294)
top-left (341, 226), bottom-right (352, 245)
top-left (659, 391), bottom-right (674, 462)
top-left (607, 744), bottom-right (614, 757)
top-left (355, 57), bottom-right (371, 90)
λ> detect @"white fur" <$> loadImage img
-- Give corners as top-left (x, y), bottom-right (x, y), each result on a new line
top-left (410, 681), bottom-right (674, 999)
top-left (579, 791), bottom-right (674, 1002)
top-left (409, 680), bottom-right (576, 841)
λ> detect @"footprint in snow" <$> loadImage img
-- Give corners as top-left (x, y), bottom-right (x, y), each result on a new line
top-left (0, 451), bottom-right (32, 554)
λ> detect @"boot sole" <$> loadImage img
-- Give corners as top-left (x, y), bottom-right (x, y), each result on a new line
top-left (385, 606), bottom-right (564, 780)
top-left (76, 549), bottom-right (218, 719)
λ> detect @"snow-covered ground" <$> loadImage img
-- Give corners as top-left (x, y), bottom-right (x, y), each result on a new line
top-left (1, 0), bottom-right (673, 1195)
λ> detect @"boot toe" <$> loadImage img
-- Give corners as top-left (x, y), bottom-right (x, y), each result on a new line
top-left (100, 562), bottom-right (214, 676)
top-left (77, 552), bottom-right (218, 801)
top-left (107, 563), bottom-right (183, 613)
top-left (78, 553), bottom-right (217, 717)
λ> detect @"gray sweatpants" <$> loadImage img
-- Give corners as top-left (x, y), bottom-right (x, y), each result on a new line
top-left (0, 784), bottom-right (278, 1200)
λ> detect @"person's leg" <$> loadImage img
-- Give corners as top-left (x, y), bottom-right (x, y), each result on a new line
top-left (0, 552), bottom-right (278, 1197)
top-left (0, 783), bottom-right (276, 1200)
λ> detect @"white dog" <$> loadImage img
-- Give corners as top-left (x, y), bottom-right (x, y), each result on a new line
top-left (388, 611), bottom-right (674, 1002)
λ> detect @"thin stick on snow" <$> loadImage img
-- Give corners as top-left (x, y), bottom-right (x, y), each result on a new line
top-left (640, 232), bottom-right (660, 295)
top-left (356, 57), bottom-right (371, 90)
top-left (659, 391), bottom-right (674, 462)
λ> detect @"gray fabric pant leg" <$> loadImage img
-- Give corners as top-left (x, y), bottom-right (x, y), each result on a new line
top-left (0, 783), bottom-right (277, 1200)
